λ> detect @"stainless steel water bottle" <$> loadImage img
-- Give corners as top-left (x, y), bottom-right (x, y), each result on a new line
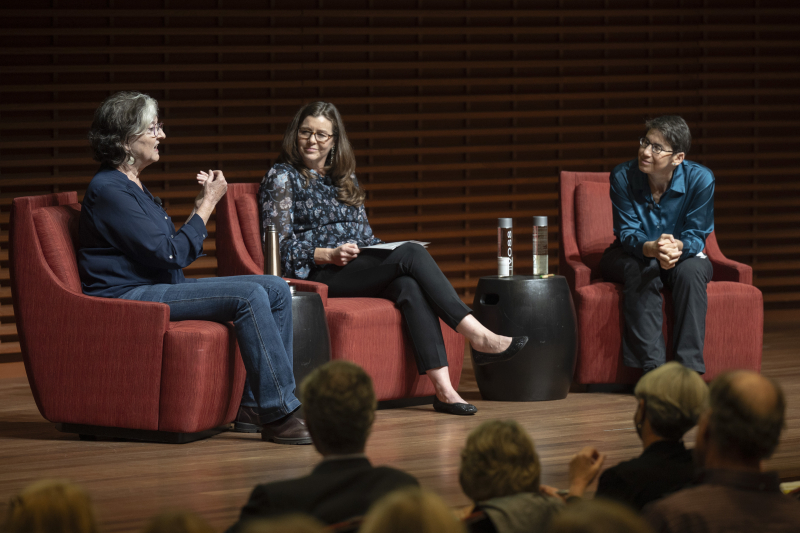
top-left (532, 216), bottom-right (548, 276)
top-left (264, 224), bottom-right (281, 276)
top-left (498, 218), bottom-right (513, 277)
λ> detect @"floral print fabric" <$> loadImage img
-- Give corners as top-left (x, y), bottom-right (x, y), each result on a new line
top-left (258, 163), bottom-right (383, 279)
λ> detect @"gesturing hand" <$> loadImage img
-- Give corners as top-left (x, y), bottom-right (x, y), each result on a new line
top-left (330, 243), bottom-right (360, 266)
top-left (200, 169), bottom-right (227, 208)
top-left (568, 446), bottom-right (606, 498)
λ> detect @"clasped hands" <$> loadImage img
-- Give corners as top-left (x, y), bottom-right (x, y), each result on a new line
top-left (645, 233), bottom-right (683, 270)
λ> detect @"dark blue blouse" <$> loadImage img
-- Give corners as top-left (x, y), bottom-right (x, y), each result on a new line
top-left (78, 168), bottom-right (207, 298)
top-left (258, 163), bottom-right (382, 279)
top-left (610, 159), bottom-right (715, 260)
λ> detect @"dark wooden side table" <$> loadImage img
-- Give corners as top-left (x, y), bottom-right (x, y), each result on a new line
top-left (472, 275), bottom-right (577, 401)
top-left (291, 291), bottom-right (331, 386)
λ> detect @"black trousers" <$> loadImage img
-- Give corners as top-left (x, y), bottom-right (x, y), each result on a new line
top-left (598, 240), bottom-right (713, 373)
top-left (309, 243), bottom-right (472, 375)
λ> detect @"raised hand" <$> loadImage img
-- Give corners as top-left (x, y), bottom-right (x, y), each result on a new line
top-left (567, 446), bottom-right (606, 498)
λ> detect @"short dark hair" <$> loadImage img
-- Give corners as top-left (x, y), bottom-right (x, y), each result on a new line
top-left (644, 115), bottom-right (691, 155)
top-left (300, 361), bottom-right (376, 455)
top-left (708, 372), bottom-right (786, 461)
top-left (88, 91), bottom-right (158, 168)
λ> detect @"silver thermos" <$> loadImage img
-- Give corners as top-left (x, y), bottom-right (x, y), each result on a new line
top-left (264, 224), bottom-right (280, 277)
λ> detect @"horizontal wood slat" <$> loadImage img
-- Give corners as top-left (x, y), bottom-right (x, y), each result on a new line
top-left (2, 1), bottom-right (799, 360)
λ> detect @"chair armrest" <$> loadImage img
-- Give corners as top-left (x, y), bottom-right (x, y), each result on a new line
top-left (284, 278), bottom-right (329, 307)
top-left (562, 257), bottom-right (593, 293)
top-left (709, 256), bottom-right (753, 284)
top-left (18, 276), bottom-right (170, 429)
top-left (704, 234), bottom-right (753, 285)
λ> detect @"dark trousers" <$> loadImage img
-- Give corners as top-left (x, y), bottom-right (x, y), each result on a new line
top-left (309, 243), bottom-right (472, 375)
top-left (598, 241), bottom-right (713, 373)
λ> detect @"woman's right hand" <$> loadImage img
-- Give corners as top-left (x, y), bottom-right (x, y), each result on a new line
top-left (316, 243), bottom-right (360, 266)
top-left (193, 169), bottom-right (227, 224)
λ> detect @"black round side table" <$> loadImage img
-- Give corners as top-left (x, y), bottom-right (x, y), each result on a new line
top-left (472, 275), bottom-right (577, 401)
top-left (291, 291), bottom-right (331, 386)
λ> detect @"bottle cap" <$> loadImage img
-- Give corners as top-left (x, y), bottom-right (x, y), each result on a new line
top-left (267, 224), bottom-right (276, 231)
top-left (533, 216), bottom-right (548, 226)
top-left (498, 218), bottom-right (513, 228)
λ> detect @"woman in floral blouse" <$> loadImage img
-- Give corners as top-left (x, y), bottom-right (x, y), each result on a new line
top-left (259, 102), bottom-right (528, 416)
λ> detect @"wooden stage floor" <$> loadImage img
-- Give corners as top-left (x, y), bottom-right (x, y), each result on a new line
top-left (1, 320), bottom-right (798, 533)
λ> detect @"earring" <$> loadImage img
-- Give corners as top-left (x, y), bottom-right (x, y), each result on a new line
top-left (127, 154), bottom-right (135, 165)
top-left (331, 144), bottom-right (336, 158)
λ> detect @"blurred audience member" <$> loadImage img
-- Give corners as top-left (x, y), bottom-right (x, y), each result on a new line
top-left (238, 514), bottom-right (324, 533)
top-left (596, 361), bottom-right (708, 510)
top-left (359, 487), bottom-right (465, 533)
top-left (229, 361), bottom-right (417, 531)
top-left (548, 499), bottom-right (655, 533)
top-left (3, 479), bottom-right (98, 533)
top-left (646, 370), bottom-right (800, 532)
top-left (460, 420), bottom-right (605, 533)
top-left (142, 511), bottom-right (215, 533)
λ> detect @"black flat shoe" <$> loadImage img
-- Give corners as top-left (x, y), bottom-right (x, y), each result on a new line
top-left (433, 397), bottom-right (477, 416)
top-left (471, 336), bottom-right (529, 366)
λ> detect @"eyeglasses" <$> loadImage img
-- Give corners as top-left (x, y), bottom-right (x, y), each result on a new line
top-left (147, 122), bottom-right (164, 137)
top-left (298, 128), bottom-right (333, 143)
top-left (639, 137), bottom-right (674, 155)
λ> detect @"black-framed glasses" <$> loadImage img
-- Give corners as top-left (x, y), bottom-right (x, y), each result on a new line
top-left (639, 137), bottom-right (673, 155)
top-left (298, 128), bottom-right (333, 143)
top-left (147, 122), bottom-right (164, 137)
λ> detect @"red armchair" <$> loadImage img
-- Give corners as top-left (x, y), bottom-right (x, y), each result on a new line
top-left (558, 171), bottom-right (763, 384)
top-left (215, 183), bottom-right (464, 401)
top-left (9, 193), bottom-right (247, 442)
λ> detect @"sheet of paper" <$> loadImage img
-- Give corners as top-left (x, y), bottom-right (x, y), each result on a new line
top-left (363, 240), bottom-right (430, 250)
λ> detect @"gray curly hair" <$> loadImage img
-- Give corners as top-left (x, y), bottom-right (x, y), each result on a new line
top-left (88, 91), bottom-right (159, 167)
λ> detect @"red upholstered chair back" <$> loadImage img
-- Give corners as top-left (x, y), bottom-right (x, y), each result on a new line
top-left (216, 182), bottom-right (264, 277)
top-left (31, 204), bottom-right (83, 294)
top-left (574, 181), bottom-right (615, 276)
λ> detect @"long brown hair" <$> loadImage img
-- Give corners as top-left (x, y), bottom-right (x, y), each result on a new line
top-left (278, 101), bottom-right (365, 207)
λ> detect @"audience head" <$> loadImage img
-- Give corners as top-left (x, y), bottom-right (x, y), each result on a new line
top-left (3, 479), bottom-right (98, 533)
top-left (359, 487), bottom-right (465, 533)
top-left (279, 101), bottom-right (362, 206)
top-left (633, 361), bottom-right (709, 441)
top-left (547, 498), bottom-right (655, 533)
top-left (239, 514), bottom-right (324, 533)
top-left (141, 511), bottom-right (215, 533)
top-left (89, 91), bottom-right (159, 168)
top-left (300, 360), bottom-right (377, 456)
top-left (644, 115), bottom-right (691, 155)
top-left (459, 420), bottom-right (541, 502)
top-left (695, 370), bottom-right (786, 466)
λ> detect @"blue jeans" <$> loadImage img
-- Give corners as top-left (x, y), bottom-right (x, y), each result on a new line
top-left (120, 275), bottom-right (299, 423)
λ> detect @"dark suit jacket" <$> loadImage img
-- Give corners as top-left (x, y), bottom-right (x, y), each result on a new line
top-left (229, 456), bottom-right (418, 531)
top-left (595, 440), bottom-right (695, 511)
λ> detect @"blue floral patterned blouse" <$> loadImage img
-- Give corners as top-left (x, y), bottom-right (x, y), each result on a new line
top-left (258, 163), bottom-right (383, 279)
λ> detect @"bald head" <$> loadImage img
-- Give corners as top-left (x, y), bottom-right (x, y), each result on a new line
top-left (708, 370), bottom-right (786, 462)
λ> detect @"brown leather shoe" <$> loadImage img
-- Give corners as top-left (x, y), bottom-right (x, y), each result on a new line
top-left (260, 414), bottom-right (312, 445)
top-left (231, 406), bottom-right (261, 433)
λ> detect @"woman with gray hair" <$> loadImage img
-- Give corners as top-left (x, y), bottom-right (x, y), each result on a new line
top-left (595, 361), bottom-right (709, 510)
top-left (78, 91), bottom-right (309, 445)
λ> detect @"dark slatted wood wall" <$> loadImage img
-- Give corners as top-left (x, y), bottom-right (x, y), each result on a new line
top-left (2, 1), bottom-right (799, 362)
